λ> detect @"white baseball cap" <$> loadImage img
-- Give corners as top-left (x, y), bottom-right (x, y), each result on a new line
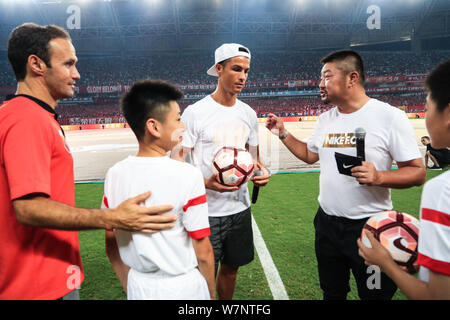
top-left (206, 43), bottom-right (251, 77)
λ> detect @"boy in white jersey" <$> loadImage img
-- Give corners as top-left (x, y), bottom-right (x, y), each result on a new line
top-left (266, 50), bottom-right (426, 300)
top-left (358, 59), bottom-right (450, 299)
top-left (103, 80), bottom-right (215, 300)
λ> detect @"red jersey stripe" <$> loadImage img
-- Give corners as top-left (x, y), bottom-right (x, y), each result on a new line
top-left (103, 196), bottom-right (109, 208)
top-left (417, 253), bottom-right (450, 276)
top-left (183, 193), bottom-right (207, 212)
top-left (103, 196), bottom-right (114, 231)
top-left (421, 208), bottom-right (450, 227)
top-left (188, 228), bottom-right (211, 240)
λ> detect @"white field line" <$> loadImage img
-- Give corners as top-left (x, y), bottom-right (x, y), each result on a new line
top-left (251, 215), bottom-right (289, 300)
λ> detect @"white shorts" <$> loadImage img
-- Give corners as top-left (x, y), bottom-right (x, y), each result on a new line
top-left (127, 267), bottom-right (210, 300)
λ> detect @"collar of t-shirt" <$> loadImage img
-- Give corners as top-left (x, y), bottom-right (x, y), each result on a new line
top-left (5, 94), bottom-right (65, 137)
top-left (5, 94), bottom-right (59, 120)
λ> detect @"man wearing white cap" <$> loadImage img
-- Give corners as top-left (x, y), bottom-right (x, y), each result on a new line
top-left (179, 43), bottom-right (270, 299)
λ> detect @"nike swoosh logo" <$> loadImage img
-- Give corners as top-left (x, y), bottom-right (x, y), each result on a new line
top-left (343, 164), bottom-right (353, 169)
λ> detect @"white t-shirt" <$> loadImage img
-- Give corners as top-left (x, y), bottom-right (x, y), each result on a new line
top-left (307, 98), bottom-right (421, 219)
top-left (102, 156), bottom-right (210, 276)
top-left (417, 170), bottom-right (450, 282)
top-left (181, 94), bottom-right (259, 217)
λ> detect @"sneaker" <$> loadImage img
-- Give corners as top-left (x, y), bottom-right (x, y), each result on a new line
top-left (428, 165), bottom-right (442, 170)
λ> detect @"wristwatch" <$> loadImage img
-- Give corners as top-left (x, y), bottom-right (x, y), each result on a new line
top-left (279, 130), bottom-right (289, 140)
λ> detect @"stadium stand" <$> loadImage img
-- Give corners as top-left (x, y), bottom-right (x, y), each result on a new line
top-left (1, 50), bottom-right (446, 124)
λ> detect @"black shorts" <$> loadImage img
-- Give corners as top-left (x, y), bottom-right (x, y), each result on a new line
top-left (208, 207), bottom-right (254, 274)
top-left (314, 207), bottom-right (397, 300)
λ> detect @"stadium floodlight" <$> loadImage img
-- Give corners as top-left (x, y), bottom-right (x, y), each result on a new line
top-left (10, 0), bottom-right (30, 4)
top-left (295, 0), bottom-right (310, 8)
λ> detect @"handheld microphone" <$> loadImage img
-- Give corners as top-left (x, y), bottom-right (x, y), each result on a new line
top-left (355, 127), bottom-right (366, 185)
top-left (355, 127), bottom-right (366, 161)
top-left (251, 170), bottom-right (263, 204)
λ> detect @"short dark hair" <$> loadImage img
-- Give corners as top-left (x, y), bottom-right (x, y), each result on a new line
top-left (424, 59), bottom-right (450, 113)
top-left (421, 136), bottom-right (430, 140)
top-left (7, 23), bottom-right (71, 81)
top-left (320, 49), bottom-right (365, 84)
top-left (218, 59), bottom-right (229, 69)
top-left (121, 80), bottom-right (183, 141)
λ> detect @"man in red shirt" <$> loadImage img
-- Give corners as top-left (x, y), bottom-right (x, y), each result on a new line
top-left (0, 23), bottom-right (177, 300)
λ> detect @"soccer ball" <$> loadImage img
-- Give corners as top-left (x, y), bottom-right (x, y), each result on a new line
top-left (361, 211), bottom-right (420, 274)
top-left (212, 146), bottom-right (255, 187)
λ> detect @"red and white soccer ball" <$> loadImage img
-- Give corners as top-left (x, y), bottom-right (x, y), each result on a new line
top-left (212, 147), bottom-right (255, 187)
top-left (361, 211), bottom-right (420, 274)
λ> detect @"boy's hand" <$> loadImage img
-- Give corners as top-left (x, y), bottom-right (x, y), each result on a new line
top-left (357, 230), bottom-right (396, 272)
top-left (205, 174), bottom-right (240, 193)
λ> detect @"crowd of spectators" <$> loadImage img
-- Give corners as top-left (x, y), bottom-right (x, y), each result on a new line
top-left (247, 93), bottom-right (426, 117)
top-left (58, 104), bottom-right (121, 120)
top-left (1, 50), bottom-right (440, 124)
top-left (71, 50), bottom-right (449, 86)
top-left (57, 93), bottom-right (426, 125)
top-left (71, 50), bottom-right (450, 87)
top-left (1, 50), bottom-right (449, 88)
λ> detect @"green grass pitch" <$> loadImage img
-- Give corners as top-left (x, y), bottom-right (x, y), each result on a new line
top-left (75, 170), bottom-right (443, 300)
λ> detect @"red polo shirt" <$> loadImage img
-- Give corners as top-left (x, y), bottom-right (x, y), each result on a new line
top-left (0, 95), bottom-right (84, 300)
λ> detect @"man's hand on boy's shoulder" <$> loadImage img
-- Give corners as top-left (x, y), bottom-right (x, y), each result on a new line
top-left (111, 191), bottom-right (177, 234)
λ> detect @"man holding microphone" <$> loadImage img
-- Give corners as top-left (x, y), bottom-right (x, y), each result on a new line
top-left (266, 50), bottom-right (425, 300)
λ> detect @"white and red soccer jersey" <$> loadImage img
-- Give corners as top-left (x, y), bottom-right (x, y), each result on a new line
top-left (102, 155), bottom-right (210, 276)
top-left (417, 170), bottom-right (450, 281)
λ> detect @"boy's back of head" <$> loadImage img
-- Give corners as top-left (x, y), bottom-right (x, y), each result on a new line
top-left (121, 80), bottom-right (183, 141)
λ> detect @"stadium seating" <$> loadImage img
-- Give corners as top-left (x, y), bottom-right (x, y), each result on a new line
top-left (2, 50), bottom-right (445, 124)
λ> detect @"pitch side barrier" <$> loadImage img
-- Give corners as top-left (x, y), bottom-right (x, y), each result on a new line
top-left (62, 117), bottom-right (315, 131)
top-left (74, 170), bottom-right (323, 185)
top-left (62, 112), bottom-right (425, 132)
top-left (62, 123), bottom-right (129, 131)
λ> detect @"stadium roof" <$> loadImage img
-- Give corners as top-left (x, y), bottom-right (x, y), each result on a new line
top-left (0, 0), bottom-right (449, 55)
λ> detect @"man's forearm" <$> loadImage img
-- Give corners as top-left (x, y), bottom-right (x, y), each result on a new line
top-left (280, 130), bottom-right (318, 164)
top-left (13, 196), bottom-right (115, 230)
top-left (382, 261), bottom-right (432, 300)
top-left (375, 163), bottom-right (426, 189)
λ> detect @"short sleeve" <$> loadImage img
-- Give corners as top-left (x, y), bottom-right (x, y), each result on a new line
top-left (182, 169), bottom-right (210, 239)
top-left (102, 168), bottom-right (116, 231)
top-left (247, 110), bottom-right (259, 147)
top-left (389, 111), bottom-right (421, 162)
top-left (417, 174), bottom-right (450, 276)
top-left (307, 116), bottom-right (322, 154)
top-left (181, 105), bottom-right (197, 149)
top-left (101, 170), bottom-right (111, 209)
top-left (4, 117), bottom-right (53, 200)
